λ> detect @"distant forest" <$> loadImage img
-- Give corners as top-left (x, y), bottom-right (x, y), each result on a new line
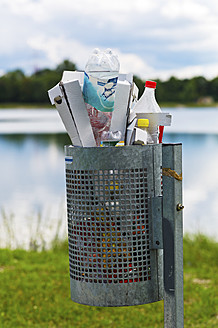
top-left (0, 59), bottom-right (218, 106)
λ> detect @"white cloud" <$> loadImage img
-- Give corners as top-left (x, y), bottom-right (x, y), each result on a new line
top-left (27, 35), bottom-right (93, 69)
top-left (2, 0), bottom-right (155, 23)
top-left (1, 0), bottom-right (218, 79)
top-left (116, 51), bottom-right (154, 77)
top-left (27, 35), bottom-right (154, 76)
top-left (1, 0), bottom-right (47, 22)
top-left (27, 34), bottom-right (218, 81)
top-left (153, 63), bottom-right (218, 80)
top-left (162, 0), bottom-right (209, 20)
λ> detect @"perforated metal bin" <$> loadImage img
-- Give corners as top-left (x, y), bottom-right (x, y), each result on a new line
top-left (65, 145), bottom-right (164, 307)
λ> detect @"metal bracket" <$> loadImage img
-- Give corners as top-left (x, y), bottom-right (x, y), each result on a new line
top-left (150, 196), bottom-right (163, 249)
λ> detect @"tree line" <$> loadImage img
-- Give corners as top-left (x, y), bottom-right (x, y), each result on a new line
top-left (0, 59), bottom-right (218, 105)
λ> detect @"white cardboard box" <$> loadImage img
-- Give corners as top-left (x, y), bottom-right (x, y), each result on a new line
top-left (48, 70), bottom-right (134, 146)
top-left (134, 127), bottom-right (148, 144)
top-left (110, 80), bottom-right (131, 140)
top-left (128, 82), bottom-right (139, 124)
top-left (125, 118), bottom-right (137, 145)
top-left (62, 71), bottom-right (84, 87)
top-left (48, 71), bottom-right (96, 147)
top-left (110, 74), bottom-right (133, 141)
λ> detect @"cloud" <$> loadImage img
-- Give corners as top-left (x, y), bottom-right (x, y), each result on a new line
top-left (3, 0), bottom-right (155, 23)
top-left (1, 0), bottom-right (47, 22)
top-left (152, 63), bottom-right (218, 80)
top-left (162, 0), bottom-right (209, 20)
top-left (27, 34), bottom-right (218, 81)
top-left (27, 35), bottom-right (154, 76)
top-left (1, 0), bottom-right (218, 79)
top-left (27, 36), bottom-right (93, 69)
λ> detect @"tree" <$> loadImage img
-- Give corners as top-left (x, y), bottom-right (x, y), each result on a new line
top-left (55, 59), bottom-right (77, 74)
top-left (28, 60), bottom-right (78, 103)
top-left (0, 70), bottom-right (26, 102)
top-left (209, 77), bottom-right (218, 101)
top-left (0, 59), bottom-right (217, 105)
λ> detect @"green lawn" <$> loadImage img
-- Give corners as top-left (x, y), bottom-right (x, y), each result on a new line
top-left (0, 235), bottom-right (217, 328)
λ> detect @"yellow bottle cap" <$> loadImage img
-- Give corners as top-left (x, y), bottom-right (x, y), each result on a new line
top-left (138, 119), bottom-right (149, 128)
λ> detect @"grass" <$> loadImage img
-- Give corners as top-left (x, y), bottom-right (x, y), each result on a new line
top-left (0, 235), bottom-right (217, 328)
top-left (0, 207), bottom-right (67, 251)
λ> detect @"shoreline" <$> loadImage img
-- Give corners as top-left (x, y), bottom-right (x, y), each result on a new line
top-left (0, 102), bottom-right (218, 109)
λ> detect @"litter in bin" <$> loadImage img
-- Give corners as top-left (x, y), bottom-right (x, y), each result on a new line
top-left (48, 49), bottom-right (172, 147)
top-left (83, 48), bottom-right (120, 146)
top-left (48, 51), bottom-right (184, 315)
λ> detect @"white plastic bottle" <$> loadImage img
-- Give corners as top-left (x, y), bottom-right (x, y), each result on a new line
top-left (134, 81), bottom-right (161, 144)
top-left (83, 48), bottom-right (120, 146)
top-left (136, 118), bottom-right (150, 144)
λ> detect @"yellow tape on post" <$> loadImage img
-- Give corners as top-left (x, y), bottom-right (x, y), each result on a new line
top-left (162, 168), bottom-right (183, 181)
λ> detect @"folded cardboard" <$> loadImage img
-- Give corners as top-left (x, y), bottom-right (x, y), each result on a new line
top-left (134, 127), bottom-right (148, 144)
top-left (50, 84), bottom-right (82, 146)
top-left (48, 71), bottom-right (134, 147)
top-left (48, 71), bottom-right (96, 147)
top-left (127, 83), bottom-right (139, 124)
top-left (62, 71), bottom-right (84, 86)
top-left (125, 118), bottom-right (137, 145)
top-left (136, 112), bottom-right (172, 126)
top-left (110, 79), bottom-right (131, 140)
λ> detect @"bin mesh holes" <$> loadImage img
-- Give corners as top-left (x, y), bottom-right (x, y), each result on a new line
top-left (66, 168), bottom-right (151, 284)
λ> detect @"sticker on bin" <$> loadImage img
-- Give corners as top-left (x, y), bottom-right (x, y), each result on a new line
top-left (65, 156), bottom-right (73, 164)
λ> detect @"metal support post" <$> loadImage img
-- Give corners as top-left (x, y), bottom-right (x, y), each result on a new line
top-left (162, 144), bottom-right (184, 328)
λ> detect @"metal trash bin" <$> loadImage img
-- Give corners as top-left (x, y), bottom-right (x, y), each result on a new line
top-left (65, 145), bottom-right (164, 307)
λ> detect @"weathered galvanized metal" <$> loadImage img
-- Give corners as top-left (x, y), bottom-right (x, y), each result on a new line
top-left (162, 143), bottom-right (184, 328)
top-left (65, 145), bottom-right (164, 307)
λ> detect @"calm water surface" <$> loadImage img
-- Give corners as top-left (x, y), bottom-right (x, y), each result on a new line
top-left (0, 108), bottom-right (218, 248)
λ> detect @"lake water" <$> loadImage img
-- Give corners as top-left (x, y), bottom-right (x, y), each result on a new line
top-left (0, 108), bottom-right (218, 249)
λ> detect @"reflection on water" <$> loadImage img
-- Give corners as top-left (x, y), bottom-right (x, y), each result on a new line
top-left (164, 133), bottom-right (218, 240)
top-left (1, 133), bottom-right (71, 147)
top-left (0, 133), bottom-right (71, 249)
top-left (1, 108), bottom-right (218, 249)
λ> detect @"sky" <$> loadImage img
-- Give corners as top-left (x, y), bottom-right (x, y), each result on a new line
top-left (1, 0), bottom-right (218, 80)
